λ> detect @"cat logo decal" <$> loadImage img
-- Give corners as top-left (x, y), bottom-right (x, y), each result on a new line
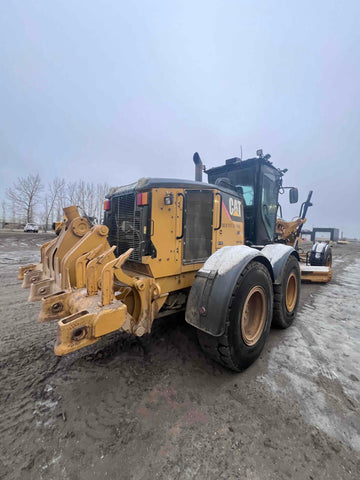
top-left (229, 197), bottom-right (242, 217)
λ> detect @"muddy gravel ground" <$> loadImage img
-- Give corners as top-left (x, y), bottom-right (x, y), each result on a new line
top-left (1, 231), bottom-right (360, 480)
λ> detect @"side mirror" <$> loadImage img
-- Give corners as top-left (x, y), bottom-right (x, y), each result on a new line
top-left (289, 188), bottom-right (298, 204)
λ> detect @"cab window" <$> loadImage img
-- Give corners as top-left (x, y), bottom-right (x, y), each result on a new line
top-left (220, 167), bottom-right (254, 206)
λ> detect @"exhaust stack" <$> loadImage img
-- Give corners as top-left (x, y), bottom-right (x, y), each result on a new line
top-left (193, 152), bottom-right (203, 182)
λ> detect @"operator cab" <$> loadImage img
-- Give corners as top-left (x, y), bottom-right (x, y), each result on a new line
top-left (206, 151), bottom-right (283, 246)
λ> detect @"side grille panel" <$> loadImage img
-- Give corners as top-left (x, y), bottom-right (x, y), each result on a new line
top-left (108, 193), bottom-right (142, 261)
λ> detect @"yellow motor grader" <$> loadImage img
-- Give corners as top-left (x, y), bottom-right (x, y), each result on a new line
top-left (18, 151), bottom-right (331, 371)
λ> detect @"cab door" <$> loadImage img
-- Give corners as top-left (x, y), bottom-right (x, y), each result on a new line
top-left (261, 166), bottom-right (280, 241)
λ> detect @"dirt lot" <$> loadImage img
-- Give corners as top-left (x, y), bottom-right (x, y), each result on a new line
top-left (1, 231), bottom-right (360, 480)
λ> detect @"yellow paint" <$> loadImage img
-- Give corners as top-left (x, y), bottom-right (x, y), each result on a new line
top-left (214, 200), bottom-right (244, 250)
top-left (20, 186), bottom-right (248, 356)
top-left (142, 188), bottom-right (183, 278)
top-left (93, 306), bottom-right (127, 337)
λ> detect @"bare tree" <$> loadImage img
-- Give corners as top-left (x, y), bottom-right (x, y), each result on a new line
top-left (6, 174), bottom-right (43, 223)
top-left (3, 176), bottom-right (110, 229)
top-left (1, 200), bottom-right (6, 228)
top-left (39, 179), bottom-right (111, 226)
top-left (42, 178), bottom-right (66, 231)
top-left (55, 179), bottom-right (67, 221)
top-left (65, 181), bottom-right (79, 209)
top-left (96, 182), bottom-right (109, 223)
top-left (9, 195), bottom-right (17, 224)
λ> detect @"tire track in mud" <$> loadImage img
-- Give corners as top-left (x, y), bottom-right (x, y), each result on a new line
top-left (0, 236), bottom-right (63, 478)
top-left (37, 312), bottom-right (227, 480)
top-left (0, 267), bottom-right (207, 479)
top-left (1, 235), bottom-right (360, 480)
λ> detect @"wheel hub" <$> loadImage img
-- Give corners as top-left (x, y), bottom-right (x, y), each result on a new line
top-left (241, 286), bottom-right (266, 346)
top-left (286, 273), bottom-right (297, 312)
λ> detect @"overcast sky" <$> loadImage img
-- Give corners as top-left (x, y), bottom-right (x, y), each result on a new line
top-left (1, 0), bottom-right (359, 236)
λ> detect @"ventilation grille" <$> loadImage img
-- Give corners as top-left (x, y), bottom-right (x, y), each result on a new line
top-left (108, 192), bottom-right (142, 261)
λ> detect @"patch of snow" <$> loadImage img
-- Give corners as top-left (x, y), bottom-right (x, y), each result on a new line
top-left (258, 259), bottom-right (360, 450)
top-left (201, 245), bottom-right (257, 275)
top-left (300, 266), bottom-right (329, 272)
top-left (261, 243), bottom-right (293, 265)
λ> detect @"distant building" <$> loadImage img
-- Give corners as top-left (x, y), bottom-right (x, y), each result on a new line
top-left (311, 228), bottom-right (339, 242)
top-left (301, 229), bottom-right (312, 241)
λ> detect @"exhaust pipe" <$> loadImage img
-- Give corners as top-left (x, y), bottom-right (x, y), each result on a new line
top-left (193, 152), bottom-right (203, 182)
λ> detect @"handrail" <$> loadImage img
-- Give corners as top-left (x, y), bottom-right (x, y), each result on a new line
top-left (176, 193), bottom-right (185, 240)
top-left (214, 192), bottom-right (222, 231)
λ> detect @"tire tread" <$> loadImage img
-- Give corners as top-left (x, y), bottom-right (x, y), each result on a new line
top-left (272, 255), bottom-right (300, 329)
top-left (197, 261), bottom-right (271, 372)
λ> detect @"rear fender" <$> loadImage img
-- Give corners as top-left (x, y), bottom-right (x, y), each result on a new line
top-left (261, 244), bottom-right (299, 285)
top-left (185, 245), bottom-right (273, 337)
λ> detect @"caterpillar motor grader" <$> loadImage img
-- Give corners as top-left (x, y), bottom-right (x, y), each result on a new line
top-left (18, 150), bottom-right (332, 371)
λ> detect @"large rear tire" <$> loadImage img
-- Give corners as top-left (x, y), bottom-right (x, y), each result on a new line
top-left (325, 248), bottom-right (332, 267)
top-left (309, 243), bottom-right (332, 267)
top-left (197, 261), bottom-right (273, 372)
top-left (272, 255), bottom-right (300, 329)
